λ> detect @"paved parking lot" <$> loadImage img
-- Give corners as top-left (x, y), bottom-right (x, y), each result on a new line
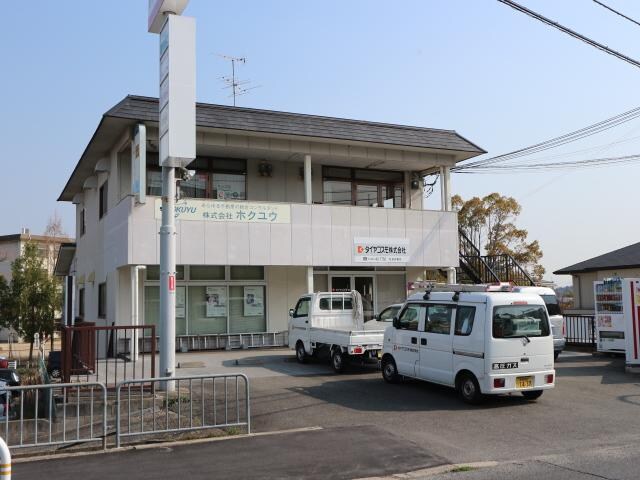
top-left (15, 348), bottom-right (640, 479)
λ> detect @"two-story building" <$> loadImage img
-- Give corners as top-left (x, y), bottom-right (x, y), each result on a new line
top-left (56, 95), bottom-right (485, 347)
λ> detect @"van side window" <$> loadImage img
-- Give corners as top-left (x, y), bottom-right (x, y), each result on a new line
top-left (455, 306), bottom-right (476, 336)
top-left (425, 304), bottom-right (453, 334)
top-left (294, 298), bottom-right (310, 317)
top-left (397, 304), bottom-right (422, 331)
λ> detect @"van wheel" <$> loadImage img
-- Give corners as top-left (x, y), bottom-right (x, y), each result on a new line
top-left (295, 341), bottom-right (308, 364)
top-left (381, 357), bottom-right (400, 384)
top-left (457, 373), bottom-right (482, 405)
top-left (522, 390), bottom-right (543, 401)
top-left (554, 351), bottom-right (560, 361)
top-left (49, 368), bottom-right (61, 379)
top-left (331, 349), bottom-right (347, 373)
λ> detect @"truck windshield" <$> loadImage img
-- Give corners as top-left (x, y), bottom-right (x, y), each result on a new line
top-left (540, 295), bottom-right (561, 316)
top-left (493, 305), bottom-right (550, 338)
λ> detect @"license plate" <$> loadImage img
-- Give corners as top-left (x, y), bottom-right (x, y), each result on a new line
top-left (516, 376), bottom-right (533, 389)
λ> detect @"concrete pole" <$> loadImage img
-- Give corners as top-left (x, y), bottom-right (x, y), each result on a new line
top-left (159, 166), bottom-right (176, 391)
top-left (304, 154), bottom-right (314, 293)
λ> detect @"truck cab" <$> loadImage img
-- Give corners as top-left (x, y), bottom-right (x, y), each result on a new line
top-left (381, 284), bottom-right (555, 404)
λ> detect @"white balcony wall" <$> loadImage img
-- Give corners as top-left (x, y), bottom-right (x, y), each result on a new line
top-left (126, 200), bottom-right (458, 268)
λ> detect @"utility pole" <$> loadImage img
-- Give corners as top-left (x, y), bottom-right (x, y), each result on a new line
top-left (148, 0), bottom-right (196, 391)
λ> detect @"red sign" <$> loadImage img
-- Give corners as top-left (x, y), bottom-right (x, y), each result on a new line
top-left (169, 274), bottom-right (175, 292)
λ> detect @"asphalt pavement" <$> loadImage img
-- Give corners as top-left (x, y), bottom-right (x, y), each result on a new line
top-left (12, 349), bottom-right (640, 479)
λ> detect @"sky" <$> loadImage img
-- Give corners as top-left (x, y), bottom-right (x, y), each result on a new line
top-left (1, 0), bottom-right (640, 286)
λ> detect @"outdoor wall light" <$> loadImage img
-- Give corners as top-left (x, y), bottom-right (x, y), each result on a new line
top-left (258, 161), bottom-right (273, 177)
top-left (411, 178), bottom-right (421, 190)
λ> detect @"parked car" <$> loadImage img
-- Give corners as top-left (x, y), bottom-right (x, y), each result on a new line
top-left (47, 351), bottom-right (62, 378)
top-left (0, 369), bottom-right (20, 387)
top-left (364, 304), bottom-right (403, 330)
top-left (512, 286), bottom-right (565, 360)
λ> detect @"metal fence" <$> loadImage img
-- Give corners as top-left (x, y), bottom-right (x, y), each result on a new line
top-left (564, 314), bottom-right (596, 347)
top-left (115, 374), bottom-right (250, 448)
top-left (1, 383), bottom-right (107, 450)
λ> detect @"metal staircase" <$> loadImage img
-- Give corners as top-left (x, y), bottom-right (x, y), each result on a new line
top-left (457, 229), bottom-right (535, 286)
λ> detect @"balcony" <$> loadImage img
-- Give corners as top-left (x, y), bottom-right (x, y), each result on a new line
top-left (109, 197), bottom-right (458, 269)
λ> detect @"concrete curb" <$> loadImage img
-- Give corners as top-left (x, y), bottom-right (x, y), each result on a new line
top-left (12, 426), bottom-right (324, 464)
top-left (355, 461), bottom-right (499, 479)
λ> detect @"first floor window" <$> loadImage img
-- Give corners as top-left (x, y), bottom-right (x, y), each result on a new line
top-left (78, 288), bottom-right (85, 318)
top-left (98, 282), bottom-right (107, 318)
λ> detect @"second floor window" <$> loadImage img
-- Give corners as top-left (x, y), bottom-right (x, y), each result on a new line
top-left (80, 209), bottom-right (86, 236)
top-left (146, 157), bottom-right (247, 200)
top-left (99, 181), bottom-right (108, 219)
top-left (323, 167), bottom-right (405, 207)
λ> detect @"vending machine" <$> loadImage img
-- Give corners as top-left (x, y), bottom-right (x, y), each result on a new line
top-left (594, 278), bottom-right (626, 353)
top-left (622, 278), bottom-right (640, 366)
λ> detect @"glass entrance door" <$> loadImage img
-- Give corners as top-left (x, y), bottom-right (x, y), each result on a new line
top-left (330, 275), bottom-right (375, 321)
top-left (355, 277), bottom-right (375, 321)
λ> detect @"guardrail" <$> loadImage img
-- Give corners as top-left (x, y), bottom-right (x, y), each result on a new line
top-left (564, 314), bottom-right (596, 347)
top-left (115, 374), bottom-right (250, 448)
top-left (1, 383), bottom-right (107, 450)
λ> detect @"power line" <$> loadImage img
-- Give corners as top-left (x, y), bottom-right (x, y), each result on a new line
top-left (454, 105), bottom-right (640, 170)
top-left (497, 0), bottom-right (640, 69)
top-left (593, 0), bottom-right (640, 28)
top-left (456, 153), bottom-right (640, 173)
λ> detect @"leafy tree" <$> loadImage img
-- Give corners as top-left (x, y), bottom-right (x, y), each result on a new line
top-left (452, 193), bottom-right (545, 281)
top-left (1, 242), bottom-right (61, 361)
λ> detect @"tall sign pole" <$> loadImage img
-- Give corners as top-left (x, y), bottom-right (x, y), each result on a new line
top-left (148, 0), bottom-right (195, 391)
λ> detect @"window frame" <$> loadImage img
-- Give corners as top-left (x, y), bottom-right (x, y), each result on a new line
top-left (98, 282), bottom-right (107, 319)
top-left (454, 305), bottom-right (476, 336)
top-left (397, 303), bottom-right (423, 331)
top-left (99, 181), bottom-right (108, 220)
top-left (322, 166), bottom-right (405, 207)
top-left (293, 297), bottom-right (311, 318)
top-left (424, 303), bottom-right (454, 335)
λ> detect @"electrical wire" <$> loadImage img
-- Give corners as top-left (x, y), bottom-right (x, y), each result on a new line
top-left (593, 0), bottom-right (640, 28)
top-left (497, 0), bottom-right (640, 69)
top-left (455, 106), bottom-right (640, 171)
top-left (456, 153), bottom-right (640, 173)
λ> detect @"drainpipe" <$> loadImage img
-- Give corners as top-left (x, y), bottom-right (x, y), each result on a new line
top-left (440, 165), bottom-right (456, 284)
top-left (0, 437), bottom-right (11, 480)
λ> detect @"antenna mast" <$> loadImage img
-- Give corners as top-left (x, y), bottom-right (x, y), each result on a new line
top-left (218, 54), bottom-right (259, 106)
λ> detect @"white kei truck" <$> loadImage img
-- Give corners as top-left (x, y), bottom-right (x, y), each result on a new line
top-left (288, 291), bottom-right (385, 373)
top-left (381, 283), bottom-right (556, 404)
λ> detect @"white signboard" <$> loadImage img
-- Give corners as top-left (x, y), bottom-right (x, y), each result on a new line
top-left (158, 15), bottom-right (195, 167)
top-left (175, 286), bottom-right (186, 318)
top-left (154, 198), bottom-right (291, 223)
top-left (243, 286), bottom-right (264, 317)
top-left (206, 286), bottom-right (227, 317)
top-left (131, 124), bottom-right (146, 204)
top-left (353, 237), bottom-right (410, 263)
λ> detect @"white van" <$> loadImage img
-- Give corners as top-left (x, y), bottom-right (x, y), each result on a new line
top-left (381, 285), bottom-right (555, 404)
top-left (511, 286), bottom-right (565, 359)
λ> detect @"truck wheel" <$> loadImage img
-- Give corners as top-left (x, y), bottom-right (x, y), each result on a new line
top-left (49, 368), bottom-right (61, 379)
top-left (554, 351), bottom-right (560, 361)
top-left (522, 390), bottom-right (543, 401)
top-left (381, 357), bottom-right (400, 384)
top-left (457, 373), bottom-right (483, 405)
top-left (295, 341), bottom-right (308, 364)
top-left (331, 349), bottom-right (347, 373)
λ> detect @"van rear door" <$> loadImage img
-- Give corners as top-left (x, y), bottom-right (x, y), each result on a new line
top-left (488, 302), bottom-right (554, 377)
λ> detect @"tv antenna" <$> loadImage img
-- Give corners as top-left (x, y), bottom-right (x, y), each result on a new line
top-left (218, 54), bottom-right (260, 106)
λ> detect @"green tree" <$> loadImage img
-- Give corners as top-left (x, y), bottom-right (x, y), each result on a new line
top-left (452, 193), bottom-right (545, 281)
top-left (1, 242), bottom-right (61, 361)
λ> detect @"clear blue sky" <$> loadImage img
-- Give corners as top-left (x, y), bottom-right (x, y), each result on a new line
top-left (2, 0), bottom-right (640, 286)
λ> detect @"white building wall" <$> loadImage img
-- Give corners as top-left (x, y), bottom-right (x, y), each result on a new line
top-left (265, 266), bottom-right (307, 331)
